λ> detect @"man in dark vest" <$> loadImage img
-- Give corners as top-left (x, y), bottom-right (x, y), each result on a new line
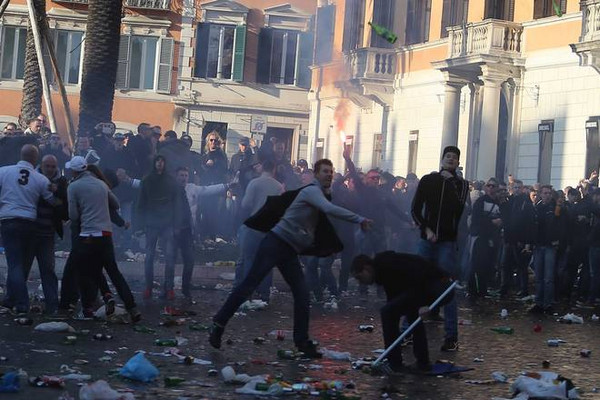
top-left (209, 159), bottom-right (372, 358)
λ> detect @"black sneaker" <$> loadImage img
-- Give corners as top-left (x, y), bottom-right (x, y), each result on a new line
top-left (296, 339), bottom-right (323, 359)
top-left (128, 307), bottom-right (142, 324)
top-left (528, 304), bottom-right (544, 314)
top-left (208, 323), bottom-right (224, 349)
top-left (440, 338), bottom-right (459, 352)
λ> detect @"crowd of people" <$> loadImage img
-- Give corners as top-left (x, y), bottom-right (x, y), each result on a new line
top-left (1, 115), bottom-right (600, 368)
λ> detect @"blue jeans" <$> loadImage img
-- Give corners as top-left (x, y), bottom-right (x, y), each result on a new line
top-left (534, 246), bottom-right (557, 308)
top-left (417, 239), bottom-right (459, 340)
top-left (1, 219), bottom-right (36, 312)
top-left (236, 225), bottom-right (272, 301)
top-left (175, 227), bottom-right (195, 297)
top-left (303, 255), bottom-right (338, 299)
top-left (23, 232), bottom-right (59, 313)
top-left (144, 226), bottom-right (176, 292)
top-left (214, 232), bottom-right (310, 345)
top-left (588, 246), bottom-right (600, 302)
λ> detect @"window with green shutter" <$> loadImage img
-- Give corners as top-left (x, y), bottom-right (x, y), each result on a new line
top-left (232, 24), bottom-right (246, 82)
top-left (295, 31), bottom-right (313, 89)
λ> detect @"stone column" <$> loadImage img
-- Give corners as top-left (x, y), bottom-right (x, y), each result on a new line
top-left (440, 81), bottom-right (464, 153)
top-left (476, 69), bottom-right (505, 180)
top-left (466, 82), bottom-right (483, 179)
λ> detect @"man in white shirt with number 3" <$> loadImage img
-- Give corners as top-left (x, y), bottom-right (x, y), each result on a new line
top-left (0, 144), bottom-right (57, 314)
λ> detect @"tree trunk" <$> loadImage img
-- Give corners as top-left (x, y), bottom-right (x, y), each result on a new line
top-left (78, 0), bottom-right (122, 136)
top-left (20, 0), bottom-right (46, 127)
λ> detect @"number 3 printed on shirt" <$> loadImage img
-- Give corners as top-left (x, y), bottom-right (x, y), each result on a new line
top-left (18, 169), bottom-right (30, 185)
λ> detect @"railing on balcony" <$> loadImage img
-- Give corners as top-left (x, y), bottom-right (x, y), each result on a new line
top-left (581, 0), bottom-right (600, 42)
top-left (125, 0), bottom-right (171, 10)
top-left (447, 19), bottom-right (523, 59)
top-left (52, 0), bottom-right (88, 4)
top-left (349, 47), bottom-right (396, 81)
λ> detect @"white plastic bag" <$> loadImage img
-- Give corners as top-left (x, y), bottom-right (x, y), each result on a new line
top-left (79, 380), bottom-right (135, 400)
top-left (34, 322), bottom-right (76, 333)
top-left (321, 348), bottom-right (351, 361)
top-left (235, 378), bottom-right (284, 396)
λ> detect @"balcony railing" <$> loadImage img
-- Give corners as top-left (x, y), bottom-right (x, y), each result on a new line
top-left (447, 19), bottom-right (523, 59)
top-left (52, 0), bottom-right (170, 7)
top-left (581, 0), bottom-right (600, 42)
top-left (52, 0), bottom-right (88, 4)
top-left (349, 47), bottom-right (397, 81)
top-left (125, 0), bottom-right (170, 10)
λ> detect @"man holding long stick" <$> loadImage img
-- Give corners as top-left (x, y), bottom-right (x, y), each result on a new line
top-left (352, 252), bottom-right (454, 373)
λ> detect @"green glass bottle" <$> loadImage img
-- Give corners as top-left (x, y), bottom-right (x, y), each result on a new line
top-left (255, 382), bottom-right (270, 391)
top-left (133, 325), bottom-right (156, 333)
top-left (277, 349), bottom-right (296, 360)
top-left (164, 376), bottom-right (185, 387)
top-left (155, 338), bottom-right (178, 346)
top-left (189, 324), bottom-right (210, 331)
top-left (368, 22), bottom-right (398, 44)
top-left (490, 326), bottom-right (514, 334)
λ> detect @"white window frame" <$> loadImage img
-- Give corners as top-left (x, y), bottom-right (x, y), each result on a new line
top-left (54, 29), bottom-right (85, 85)
top-left (0, 26), bottom-right (27, 80)
top-left (127, 35), bottom-right (160, 91)
top-left (270, 28), bottom-right (301, 85)
top-left (206, 23), bottom-right (236, 80)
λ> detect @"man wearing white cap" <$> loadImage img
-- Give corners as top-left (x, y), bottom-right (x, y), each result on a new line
top-left (66, 156), bottom-right (140, 321)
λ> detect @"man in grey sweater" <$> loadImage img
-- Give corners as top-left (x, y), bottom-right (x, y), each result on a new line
top-left (210, 159), bottom-right (372, 358)
top-left (67, 156), bottom-right (139, 320)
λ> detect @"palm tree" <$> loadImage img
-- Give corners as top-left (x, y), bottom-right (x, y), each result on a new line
top-left (78, 0), bottom-right (122, 135)
top-left (20, 0), bottom-right (46, 127)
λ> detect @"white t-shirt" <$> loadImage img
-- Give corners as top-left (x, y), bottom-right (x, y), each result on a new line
top-left (0, 160), bottom-right (54, 220)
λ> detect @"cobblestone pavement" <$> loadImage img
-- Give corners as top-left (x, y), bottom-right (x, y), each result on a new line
top-left (1, 267), bottom-right (600, 399)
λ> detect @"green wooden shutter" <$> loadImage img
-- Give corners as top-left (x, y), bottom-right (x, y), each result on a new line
top-left (195, 23), bottom-right (210, 78)
top-left (232, 24), bottom-right (246, 82)
top-left (115, 35), bottom-right (130, 88)
top-left (157, 37), bottom-right (174, 93)
top-left (296, 31), bottom-right (313, 89)
top-left (256, 28), bottom-right (273, 84)
top-left (315, 5), bottom-right (335, 63)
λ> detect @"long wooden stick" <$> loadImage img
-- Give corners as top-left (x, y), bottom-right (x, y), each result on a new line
top-left (25, 0), bottom-right (57, 133)
top-left (0, 0), bottom-right (10, 19)
top-left (42, 28), bottom-right (75, 147)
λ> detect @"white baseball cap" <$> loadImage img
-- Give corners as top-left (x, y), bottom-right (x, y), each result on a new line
top-left (66, 156), bottom-right (87, 172)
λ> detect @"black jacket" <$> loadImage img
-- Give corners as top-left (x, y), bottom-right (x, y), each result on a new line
top-left (411, 171), bottom-right (469, 242)
top-left (136, 159), bottom-right (178, 229)
top-left (373, 251), bottom-right (450, 302)
top-left (199, 149), bottom-right (228, 185)
top-left (500, 193), bottom-right (536, 244)
top-left (127, 135), bottom-right (154, 178)
top-left (35, 170), bottom-right (68, 238)
top-left (470, 194), bottom-right (502, 241)
top-left (101, 146), bottom-right (138, 177)
top-left (534, 201), bottom-right (562, 246)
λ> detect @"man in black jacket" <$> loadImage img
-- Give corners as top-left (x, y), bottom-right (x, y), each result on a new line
top-left (137, 155), bottom-right (178, 300)
top-left (351, 252), bottom-right (454, 372)
top-left (23, 155), bottom-right (68, 314)
top-left (499, 179), bottom-right (535, 298)
top-left (468, 178), bottom-right (503, 298)
top-left (530, 185), bottom-right (562, 314)
top-left (411, 146), bottom-right (469, 352)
